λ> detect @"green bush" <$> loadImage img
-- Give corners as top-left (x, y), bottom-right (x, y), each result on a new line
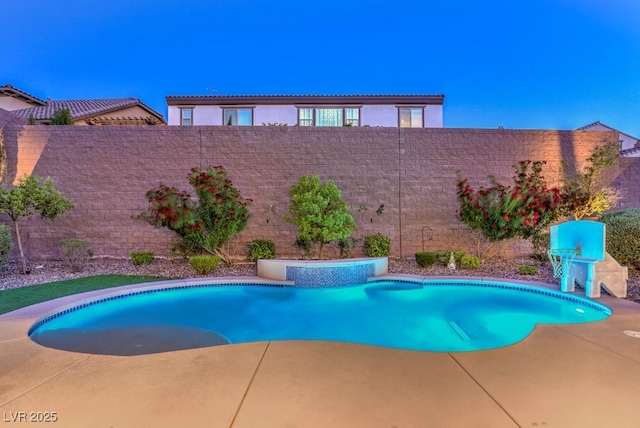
top-left (130, 251), bottom-right (155, 266)
top-left (460, 254), bottom-right (481, 269)
top-left (600, 208), bottom-right (640, 268)
top-left (285, 175), bottom-right (355, 259)
top-left (363, 234), bottom-right (391, 257)
top-left (518, 264), bottom-right (538, 275)
top-left (189, 255), bottom-right (221, 275)
top-left (435, 250), bottom-right (466, 265)
top-left (248, 239), bottom-right (276, 261)
top-left (415, 252), bottom-right (436, 267)
top-left (294, 237), bottom-right (313, 259)
top-left (530, 232), bottom-right (550, 261)
top-left (0, 223), bottom-right (13, 269)
top-left (169, 238), bottom-right (199, 260)
top-left (59, 239), bottom-right (92, 272)
top-left (337, 237), bottom-right (359, 259)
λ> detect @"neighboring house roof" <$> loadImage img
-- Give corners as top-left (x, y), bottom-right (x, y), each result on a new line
top-left (166, 94), bottom-right (445, 106)
top-left (577, 121), bottom-right (639, 143)
top-left (0, 83), bottom-right (46, 107)
top-left (13, 98), bottom-right (166, 125)
top-left (620, 146), bottom-right (640, 157)
top-left (578, 121), bottom-right (640, 157)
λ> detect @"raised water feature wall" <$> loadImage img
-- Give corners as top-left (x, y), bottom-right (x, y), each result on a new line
top-left (258, 257), bottom-right (388, 287)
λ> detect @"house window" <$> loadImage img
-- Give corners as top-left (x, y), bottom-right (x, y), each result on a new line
top-left (299, 108), bottom-right (313, 126)
top-left (316, 108), bottom-right (343, 126)
top-left (180, 108), bottom-right (193, 126)
top-left (297, 107), bottom-right (360, 127)
top-left (345, 108), bottom-right (359, 126)
top-left (399, 107), bottom-right (423, 128)
top-left (223, 108), bottom-right (253, 126)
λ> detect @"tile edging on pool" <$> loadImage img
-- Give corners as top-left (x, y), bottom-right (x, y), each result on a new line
top-left (26, 274), bottom-right (611, 336)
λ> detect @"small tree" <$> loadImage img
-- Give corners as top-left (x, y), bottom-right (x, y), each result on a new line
top-left (560, 140), bottom-right (621, 219)
top-left (286, 175), bottom-right (355, 259)
top-left (50, 108), bottom-right (73, 125)
top-left (137, 166), bottom-right (252, 265)
top-left (0, 175), bottom-right (74, 274)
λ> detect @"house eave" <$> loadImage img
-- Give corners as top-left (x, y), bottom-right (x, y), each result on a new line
top-left (166, 94), bottom-right (445, 106)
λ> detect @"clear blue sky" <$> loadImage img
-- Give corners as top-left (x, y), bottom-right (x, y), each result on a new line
top-left (3, 0), bottom-right (639, 136)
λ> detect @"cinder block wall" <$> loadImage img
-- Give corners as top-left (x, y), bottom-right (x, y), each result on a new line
top-left (0, 125), bottom-right (635, 261)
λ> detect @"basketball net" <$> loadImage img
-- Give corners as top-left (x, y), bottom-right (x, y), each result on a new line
top-left (547, 249), bottom-right (576, 278)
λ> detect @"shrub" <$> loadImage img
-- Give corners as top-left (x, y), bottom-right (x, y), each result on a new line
top-left (50, 108), bottom-right (73, 125)
top-left (136, 166), bottom-right (252, 266)
top-left (435, 250), bottom-right (466, 265)
top-left (457, 161), bottom-right (565, 244)
top-left (337, 237), bottom-right (359, 259)
top-left (530, 232), bottom-right (550, 261)
top-left (415, 252), bottom-right (436, 267)
top-left (600, 208), bottom-right (640, 268)
top-left (294, 237), bottom-right (313, 259)
top-left (130, 251), bottom-right (155, 266)
top-left (59, 239), bottom-right (92, 272)
top-left (460, 254), bottom-right (481, 269)
top-left (169, 237), bottom-right (199, 260)
top-left (518, 264), bottom-right (538, 275)
top-left (248, 239), bottom-right (276, 261)
top-left (189, 255), bottom-right (221, 275)
top-left (0, 223), bottom-right (13, 269)
top-left (363, 234), bottom-right (391, 257)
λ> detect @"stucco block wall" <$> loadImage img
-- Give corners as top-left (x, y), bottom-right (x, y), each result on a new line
top-left (0, 125), bottom-right (636, 262)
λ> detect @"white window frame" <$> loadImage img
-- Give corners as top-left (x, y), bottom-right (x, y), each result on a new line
top-left (223, 108), bottom-right (254, 126)
top-left (180, 107), bottom-right (193, 126)
top-left (398, 107), bottom-right (424, 128)
top-left (297, 107), bottom-right (360, 127)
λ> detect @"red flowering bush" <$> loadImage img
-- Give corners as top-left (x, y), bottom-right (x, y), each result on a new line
top-left (457, 161), bottom-right (567, 245)
top-left (137, 166), bottom-right (252, 264)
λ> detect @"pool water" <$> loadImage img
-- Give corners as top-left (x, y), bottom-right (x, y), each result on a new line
top-left (29, 280), bottom-right (610, 355)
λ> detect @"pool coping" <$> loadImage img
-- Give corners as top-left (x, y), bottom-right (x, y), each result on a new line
top-left (5, 273), bottom-right (609, 325)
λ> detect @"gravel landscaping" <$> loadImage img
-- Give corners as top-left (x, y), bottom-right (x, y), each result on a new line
top-left (1, 257), bottom-right (638, 304)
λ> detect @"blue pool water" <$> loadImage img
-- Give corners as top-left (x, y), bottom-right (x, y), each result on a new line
top-left (29, 280), bottom-right (610, 356)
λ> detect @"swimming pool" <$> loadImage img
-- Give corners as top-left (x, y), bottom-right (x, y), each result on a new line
top-left (29, 279), bottom-right (611, 356)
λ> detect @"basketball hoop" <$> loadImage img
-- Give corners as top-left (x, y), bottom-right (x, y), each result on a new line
top-left (548, 248), bottom-right (576, 278)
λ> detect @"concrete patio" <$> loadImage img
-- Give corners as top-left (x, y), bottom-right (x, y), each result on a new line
top-left (1, 281), bottom-right (640, 428)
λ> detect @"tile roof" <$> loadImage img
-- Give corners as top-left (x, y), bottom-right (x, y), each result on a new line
top-left (0, 83), bottom-right (46, 106)
top-left (166, 94), bottom-right (445, 106)
top-left (12, 98), bottom-right (165, 123)
top-left (576, 121), bottom-right (604, 131)
top-left (620, 146), bottom-right (640, 157)
top-left (577, 121), bottom-right (639, 142)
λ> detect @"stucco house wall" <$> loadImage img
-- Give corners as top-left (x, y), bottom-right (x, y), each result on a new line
top-left (166, 95), bottom-right (445, 128)
top-left (0, 97), bottom-right (35, 111)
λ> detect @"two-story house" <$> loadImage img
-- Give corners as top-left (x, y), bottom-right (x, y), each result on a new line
top-left (165, 94), bottom-right (445, 128)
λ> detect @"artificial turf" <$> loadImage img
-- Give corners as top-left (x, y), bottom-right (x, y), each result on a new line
top-left (0, 275), bottom-right (162, 315)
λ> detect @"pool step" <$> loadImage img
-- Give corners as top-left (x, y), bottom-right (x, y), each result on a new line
top-left (448, 321), bottom-right (472, 341)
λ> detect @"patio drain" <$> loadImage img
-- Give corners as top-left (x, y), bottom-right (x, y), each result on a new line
top-left (623, 330), bottom-right (640, 338)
